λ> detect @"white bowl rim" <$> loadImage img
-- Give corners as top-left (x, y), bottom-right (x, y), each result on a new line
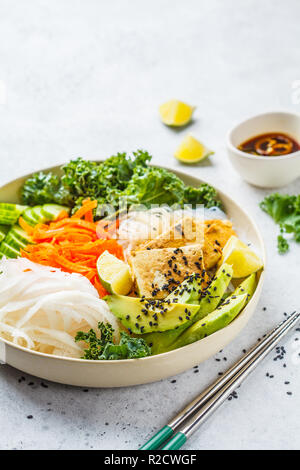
top-left (0, 163), bottom-right (266, 365)
top-left (227, 110), bottom-right (300, 161)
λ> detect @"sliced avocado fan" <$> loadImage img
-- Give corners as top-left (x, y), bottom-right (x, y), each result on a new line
top-left (233, 272), bottom-right (257, 302)
top-left (143, 263), bottom-right (233, 354)
top-left (105, 294), bottom-right (200, 334)
top-left (169, 293), bottom-right (247, 351)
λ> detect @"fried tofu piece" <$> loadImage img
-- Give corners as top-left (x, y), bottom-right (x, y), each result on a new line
top-left (204, 220), bottom-right (237, 249)
top-left (131, 244), bottom-right (208, 299)
top-left (202, 238), bottom-right (221, 270)
top-left (130, 218), bottom-right (236, 272)
top-left (134, 217), bottom-right (219, 270)
top-left (137, 216), bottom-right (204, 251)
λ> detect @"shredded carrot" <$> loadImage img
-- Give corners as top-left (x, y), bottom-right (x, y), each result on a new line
top-left (20, 199), bottom-right (123, 297)
top-left (19, 216), bottom-right (34, 236)
top-left (56, 210), bottom-right (70, 221)
top-left (72, 199), bottom-right (97, 219)
top-left (96, 218), bottom-right (120, 239)
top-left (93, 275), bottom-right (109, 297)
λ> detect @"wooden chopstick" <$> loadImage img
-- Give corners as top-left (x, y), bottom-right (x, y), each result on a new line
top-left (140, 310), bottom-right (299, 450)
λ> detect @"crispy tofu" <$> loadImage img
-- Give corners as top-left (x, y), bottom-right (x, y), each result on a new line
top-left (130, 218), bottom-right (236, 272)
top-left (131, 244), bottom-right (208, 299)
top-left (133, 217), bottom-right (220, 270)
top-left (137, 216), bottom-right (204, 250)
top-left (204, 220), bottom-right (237, 249)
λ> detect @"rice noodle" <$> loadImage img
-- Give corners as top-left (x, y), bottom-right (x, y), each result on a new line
top-left (0, 257), bottom-right (119, 358)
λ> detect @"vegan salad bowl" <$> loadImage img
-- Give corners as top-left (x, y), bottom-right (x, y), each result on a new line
top-left (0, 151), bottom-right (265, 387)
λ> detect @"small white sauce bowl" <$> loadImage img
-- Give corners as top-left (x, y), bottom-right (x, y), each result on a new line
top-left (227, 111), bottom-right (300, 188)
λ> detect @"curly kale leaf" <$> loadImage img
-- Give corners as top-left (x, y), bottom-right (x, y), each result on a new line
top-left (119, 166), bottom-right (221, 209)
top-left (100, 333), bottom-right (151, 360)
top-left (75, 322), bottom-right (151, 360)
top-left (260, 193), bottom-right (298, 223)
top-left (260, 193), bottom-right (300, 253)
top-left (61, 158), bottom-right (101, 202)
top-left (21, 150), bottom-right (221, 213)
top-left (75, 322), bottom-right (114, 360)
top-left (98, 150), bottom-right (151, 191)
top-left (21, 172), bottom-right (60, 206)
top-left (62, 151), bottom-right (151, 201)
top-left (277, 235), bottom-right (289, 254)
top-left (122, 166), bottom-right (186, 207)
top-left (21, 171), bottom-right (76, 206)
top-left (183, 183), bottom-right (222, 208)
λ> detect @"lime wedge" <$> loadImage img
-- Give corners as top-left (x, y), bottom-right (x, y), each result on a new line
top-left (174, 134), bottom-right (213, 164)
top-left (159, 100), bottom-right (195, 127)
top-left (220, 236), bottom-right (263, 278)
top-left (97, 251), bottom-right (133, 295)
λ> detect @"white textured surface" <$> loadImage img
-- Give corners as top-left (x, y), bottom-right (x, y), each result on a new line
top-left (0, 0), bottom-right (300, 450)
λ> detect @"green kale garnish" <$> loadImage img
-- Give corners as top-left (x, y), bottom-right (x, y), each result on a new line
top-left (122, 166), bottom-right (186, 207)
top-left (260, 193), bottom-right (300, 253)
top-left (21, 171), bottom-right (75, 206)
top-left (21, 150), bottom-right (221, 214)
top-left (21, 172), bottom-right (60, 206)
top-left (75, 322), bottom-right (151, 360)
top-left (277, 234), bottom-right (289, 254)
top-left (183, 183), bottom-right (222, 208)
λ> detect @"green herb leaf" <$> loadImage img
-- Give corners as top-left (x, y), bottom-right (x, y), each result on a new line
top-left (277, 235), bottom-right (289, 254)
top-left (21, 151), bottom-right (221, 214)
top-left (260, 193), bottom-right (300, 253)
top-left (183, 184), bottom-right (222, 208)
top-left (75, 322), bottom-right (151, 360)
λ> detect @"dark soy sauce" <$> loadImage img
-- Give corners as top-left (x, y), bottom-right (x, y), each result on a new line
top-left (238, 132), bottom-right (300, 157)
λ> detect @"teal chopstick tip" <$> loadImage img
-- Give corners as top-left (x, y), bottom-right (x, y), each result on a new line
top-left (161, 431), bottom-right (187, 450)
top-left (139, 425), bottom-right (173, 450)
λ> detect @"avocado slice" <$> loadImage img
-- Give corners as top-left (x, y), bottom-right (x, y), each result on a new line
top-left (165, 273), bottom-right (206, 304)
top-left (143, 263), bottom-right (233, 354)
top-left (105, 294), bottom-right (200, 334)
top-left (169, 293), bottom-right (247, 351)
top-left (193, 263), bottom-right (233, 323)
top-left (233, 273), bottom-right (257, 303)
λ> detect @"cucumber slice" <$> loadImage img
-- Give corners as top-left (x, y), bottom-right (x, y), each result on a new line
top-left (41, 204), bottom-right (70, 221)
top-left (5, 232), bottom-right (28, 250)
top-left (0, 225), bottom-right (10, 243)
top-left (22, 208), bottom-right (40, 226)
top-left (0, 241), bottom-right (20, 258)
top-left (10, 225), bottom-right (32, 245)
top-left (23, 204), bottom-right (69, 226)
top-left (0, 203), bottom-right (28, 225)
top-left (0, 203), bottom-right (28, 213)
top-left (31, 206), bottom-right (48, 224)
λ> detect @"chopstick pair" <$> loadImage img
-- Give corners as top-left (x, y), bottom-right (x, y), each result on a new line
top-left (139, 310), bottom-right (300, 450)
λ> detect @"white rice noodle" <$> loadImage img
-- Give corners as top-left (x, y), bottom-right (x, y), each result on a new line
top-left (0, 258), bottom-right (119, 358)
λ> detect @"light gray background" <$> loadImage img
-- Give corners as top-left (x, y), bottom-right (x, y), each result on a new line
top-left (0, 0), bottom-right (299, 450)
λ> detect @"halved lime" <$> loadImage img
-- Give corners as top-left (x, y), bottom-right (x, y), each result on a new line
top-left (97, 251), bottom-right (133, 295)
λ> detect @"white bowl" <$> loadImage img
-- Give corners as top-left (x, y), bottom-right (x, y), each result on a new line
top-left (0, 165), bottom-right (265, 387)
top-left (227, 111), bottom-right (300, 188)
